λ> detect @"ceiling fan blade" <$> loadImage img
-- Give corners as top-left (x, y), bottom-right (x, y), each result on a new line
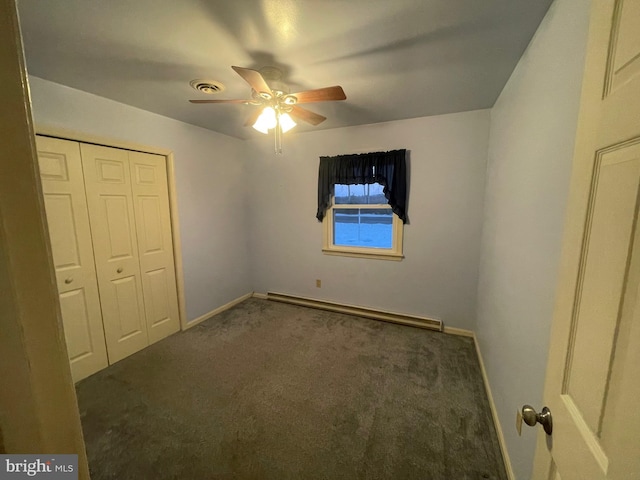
top-left (290, 86), bottom-right (346, 104)
top-left (189, 99), bottom-right (249, 104)
top-left (289, 106), bottom-right (327, 126)
top-left (244, 107), bottom-right (263, 127)
top-left (232, 66), bottom-right (272, 96)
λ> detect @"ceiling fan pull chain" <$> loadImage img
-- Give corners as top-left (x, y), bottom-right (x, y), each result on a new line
top-left (275, 121), bottom-right (283, 155)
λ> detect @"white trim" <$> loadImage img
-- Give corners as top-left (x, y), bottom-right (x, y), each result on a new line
top-left (266, 291), bottom-right (442, 331)
top-left (321, 248), bottom-right (404, 261)
top-left (473, 334), bottom-right (515, 480)
top-left (443, 326), bottom-right (475, 337)
top-left (252, 292), bottom-right (268, 300)
top-left (166, 152), bottom-right (188, 331)
top-left (184, 292), bottom-right (253, 329)
top-left (35, 125), bottom-right (173, 156)
top-left (322, 199), bottom-right (404, 261)
top-left (34, 124), bottom-right (188, 330)
top-left (0, 10), bottom-right (88, 470)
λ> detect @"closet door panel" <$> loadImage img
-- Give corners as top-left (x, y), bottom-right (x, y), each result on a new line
top-left (101, 194), bottom-right (135, 258)
top-left (36, 136), bottom-right (108, 382)
top-left (129, 151), bottom-right (181, 342)
top-left (59, 289), bottom-right (94, 359)
top-left (110, 275), bottom-right (146, 337)
top-left (81, 144), bottom-right (148, 363)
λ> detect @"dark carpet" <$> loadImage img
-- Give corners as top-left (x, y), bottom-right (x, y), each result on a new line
top-left (76, 298), bottom-right (507, 480)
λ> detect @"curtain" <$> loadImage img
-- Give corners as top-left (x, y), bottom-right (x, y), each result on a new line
top-left (316, 149), bottom-right (407, 223)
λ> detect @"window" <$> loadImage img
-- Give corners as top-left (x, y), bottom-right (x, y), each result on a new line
top-left (323, 183), bottom-right (404, 259)
top-left (317, 150), bottom-right (407, 260)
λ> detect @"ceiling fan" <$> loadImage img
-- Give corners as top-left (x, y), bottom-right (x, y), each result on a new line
top-left (190, 66), bottom-right (346, 153)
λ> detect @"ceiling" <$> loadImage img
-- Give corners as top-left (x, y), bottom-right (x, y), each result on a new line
top-left (17, 0), bottom-right (553, 140)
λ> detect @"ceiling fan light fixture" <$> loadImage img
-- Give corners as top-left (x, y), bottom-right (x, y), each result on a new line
top-left (279, 112), bottom-right (296, 133)
top-left (253, 106), bottom-right (277, 134)
top-left (252, 122), bottom-right (269, 134)
top-left (190, 66), bottom-right (346, 153)
top-left (283, 95), bottom-right (297, 105)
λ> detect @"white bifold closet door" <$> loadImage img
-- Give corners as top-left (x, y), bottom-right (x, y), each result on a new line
top-left (38, 138), bottom-right (181, 374)
top-left (81, 143), bottom-right (150, 363)
top-left (36, 136), bottom-right (109, 382)
top-left (80, 144), bottom-right (181, 363)
top-left (128, 151), bottom-right (181, 344)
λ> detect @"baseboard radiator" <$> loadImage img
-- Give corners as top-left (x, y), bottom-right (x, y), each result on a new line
top-left (267, 292), bottom-right (443, 332)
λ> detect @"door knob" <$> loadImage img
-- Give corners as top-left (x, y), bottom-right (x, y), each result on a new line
top-left (64, 277), bottom-right (73, 284)
top-left (522, 405), bottom-right (553, 435)
top-left (117, 267), bottom-right (123, 273)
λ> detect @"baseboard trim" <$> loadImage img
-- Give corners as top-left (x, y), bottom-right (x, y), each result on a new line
top-left (443, 326), bottom-right (474, 337)
top-left (252, 292), bottom-right (268, 300)
top-left (473, 334), bottom-right (515, 480)
top-left (185, 292), bottom-right (253, 329)
top-left (265, 291), bottom-right (443, 332)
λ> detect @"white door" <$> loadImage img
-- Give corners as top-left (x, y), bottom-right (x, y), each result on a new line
top-left (35, 136), bottom-right (109, 382)
top-left (81, 143), bottom-right (149, 363)
top-left (533, 1), bottom-right (640, 479)
top-left (129, 151), bottom-right (181, 343)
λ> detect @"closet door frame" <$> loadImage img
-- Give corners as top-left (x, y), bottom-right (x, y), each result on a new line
top-left (36, 125), bottom-right (188, 331)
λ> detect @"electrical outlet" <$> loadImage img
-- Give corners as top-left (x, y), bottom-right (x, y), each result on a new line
top-left (516, 409), bottom-right (523, 436)
top-left (316, 279), bottom-right (321, 288)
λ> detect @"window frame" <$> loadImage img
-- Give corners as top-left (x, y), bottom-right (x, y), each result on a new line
top-left (322, 198), bottom-right (404, 261)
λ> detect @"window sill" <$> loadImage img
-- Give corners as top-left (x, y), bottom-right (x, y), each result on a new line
top-left (322, 248), bottom-right (404, 261)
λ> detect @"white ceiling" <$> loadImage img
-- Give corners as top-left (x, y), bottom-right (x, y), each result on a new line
top-left (17, 0), bottom-right (553, 139)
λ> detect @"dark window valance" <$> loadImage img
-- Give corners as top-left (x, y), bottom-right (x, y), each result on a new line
top-left (316, 149), bottom-right (408, 223)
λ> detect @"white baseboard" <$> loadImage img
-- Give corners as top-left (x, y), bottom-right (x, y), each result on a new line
top-left (442, 326), bottom-right (475, 337)
top-left (473, 334), bottom-right (515, 480)
top-left (184, 292), bottom-right (253, 329)
top-left (447, 325), bottom-right (513, 478)
top-left (252, 292), bottom-right (268, 300)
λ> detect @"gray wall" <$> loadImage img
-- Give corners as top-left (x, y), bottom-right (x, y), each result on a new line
top-left (248, 110), bottom-right (490, 330)
top-left (28, 76), bottom-right (252, 322)
top-left (476, 0), bottom-right (591, 477)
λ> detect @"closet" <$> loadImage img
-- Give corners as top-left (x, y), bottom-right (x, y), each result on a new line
top-left (36, 135), bottom-right (181, 382)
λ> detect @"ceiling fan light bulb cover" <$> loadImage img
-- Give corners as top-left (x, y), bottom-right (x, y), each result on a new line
top-left (279, 113), bottom-right (296, 133)
top-left (253, 107), bottom-right (277, 133)
top-left (263, 107), bottom-right (278, 129)
top-left (252, 122), bottom-right (269, 134)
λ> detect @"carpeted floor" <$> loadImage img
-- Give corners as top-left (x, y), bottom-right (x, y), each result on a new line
top-left (76, 298), bottom-right (507, 480)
